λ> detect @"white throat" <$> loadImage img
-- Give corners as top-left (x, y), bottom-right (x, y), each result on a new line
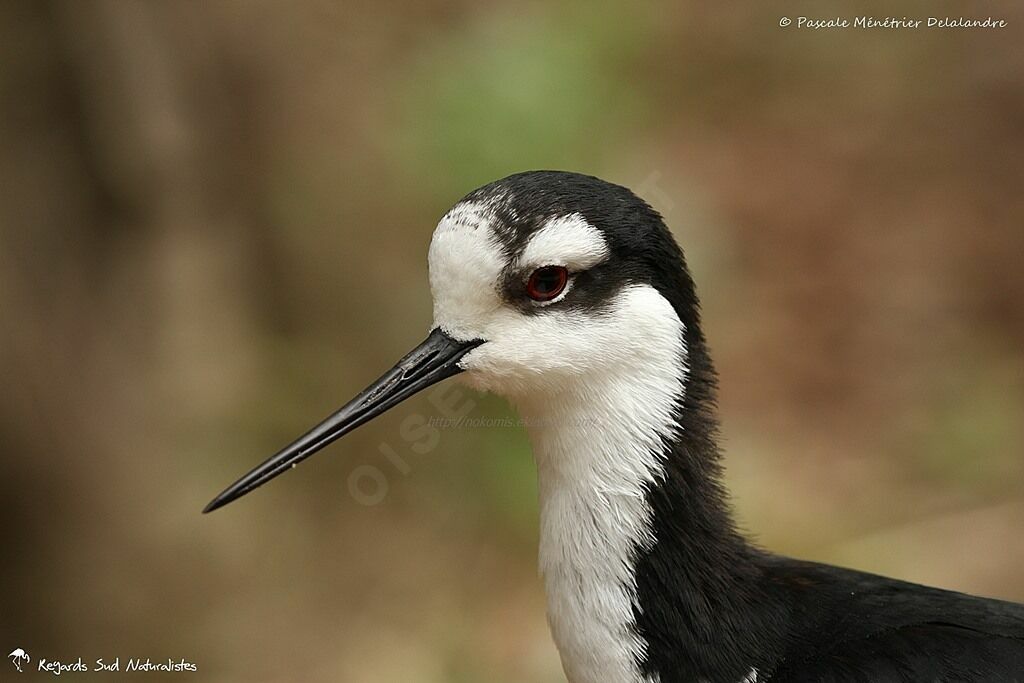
top-left (513, 287), bottom-right (687, 683)
top-left (427, 206), bottom-right (690, 681)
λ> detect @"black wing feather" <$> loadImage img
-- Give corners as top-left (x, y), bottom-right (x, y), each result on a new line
top-left (772, 622), bottom-right (1024, 682)
top-left (762, 557), bottom-right (1024, 681)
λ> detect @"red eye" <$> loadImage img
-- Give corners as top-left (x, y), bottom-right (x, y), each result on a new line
top-left (526, 266), bottom-right (569, 302)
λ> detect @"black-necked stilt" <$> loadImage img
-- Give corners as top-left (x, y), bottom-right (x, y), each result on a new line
top-left (206, 171), bottom-right (1024, 682)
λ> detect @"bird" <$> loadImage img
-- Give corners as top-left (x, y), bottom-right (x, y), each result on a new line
top-left (205, 171), bottom-right (1024, 682)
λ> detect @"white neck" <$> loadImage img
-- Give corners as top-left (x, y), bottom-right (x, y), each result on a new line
top-left (515, 316), bottom-right (686, 683)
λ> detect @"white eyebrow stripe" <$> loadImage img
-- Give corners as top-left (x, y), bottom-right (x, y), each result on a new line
top-left (518, 213), bottom-right (609, 271)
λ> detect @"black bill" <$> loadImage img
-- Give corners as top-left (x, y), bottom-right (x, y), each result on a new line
top-left (203, 328), bottom-right (482, 513)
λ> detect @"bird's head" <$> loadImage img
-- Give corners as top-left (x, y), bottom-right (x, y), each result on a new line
top-left (429, 172), bottom-right (695, 399)
top-left (205, 171), bottom-right (700, 512)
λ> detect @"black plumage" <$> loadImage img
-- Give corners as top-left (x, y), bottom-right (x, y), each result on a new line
top-left (460, 171), bottom-right (1024, 682)
top-left (207, 170), bottom-right (1024, 682)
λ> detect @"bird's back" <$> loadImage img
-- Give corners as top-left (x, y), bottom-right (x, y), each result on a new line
top-left (762, 556), bottom-right (1024, 681)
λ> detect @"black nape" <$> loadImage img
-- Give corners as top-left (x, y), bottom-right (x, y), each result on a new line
top-left (467, 170), bottom-right (1024, 683)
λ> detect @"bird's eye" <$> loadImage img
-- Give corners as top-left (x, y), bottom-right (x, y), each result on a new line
top-left (526, 266), bottom-right (569, 302)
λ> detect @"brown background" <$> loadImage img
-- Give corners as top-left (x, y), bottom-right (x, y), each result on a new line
top-left (2, 1), bottom-right (1022, 681)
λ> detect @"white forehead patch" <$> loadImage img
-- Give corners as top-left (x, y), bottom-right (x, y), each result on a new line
top-left (428, 202), bottom-right (506, 341)
top-left (429, 205), bottom-right (612, 341)
top-left (518, 213), bottom-right (609, 271)
top-left (438, 200), bottom-right (495, 231)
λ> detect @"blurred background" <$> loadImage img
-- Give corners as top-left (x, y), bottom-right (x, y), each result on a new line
top-left (2, 1), bottom-right (1023, 680)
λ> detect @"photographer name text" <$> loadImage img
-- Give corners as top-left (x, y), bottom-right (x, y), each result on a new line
top-left (781, 16), bottom-right (1007, 30)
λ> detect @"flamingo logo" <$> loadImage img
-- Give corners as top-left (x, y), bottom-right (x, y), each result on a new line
top-left (8, 648), bottom-right (30, 673)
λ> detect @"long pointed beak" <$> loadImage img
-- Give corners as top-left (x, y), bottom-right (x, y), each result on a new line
top-left (203, 328), bottom-right (482, 513)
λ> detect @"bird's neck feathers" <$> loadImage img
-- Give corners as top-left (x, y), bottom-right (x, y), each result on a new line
top-left (632, 332), bottom-right (774, 680)
top-left (513, 288), bottom-right (763, 683)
